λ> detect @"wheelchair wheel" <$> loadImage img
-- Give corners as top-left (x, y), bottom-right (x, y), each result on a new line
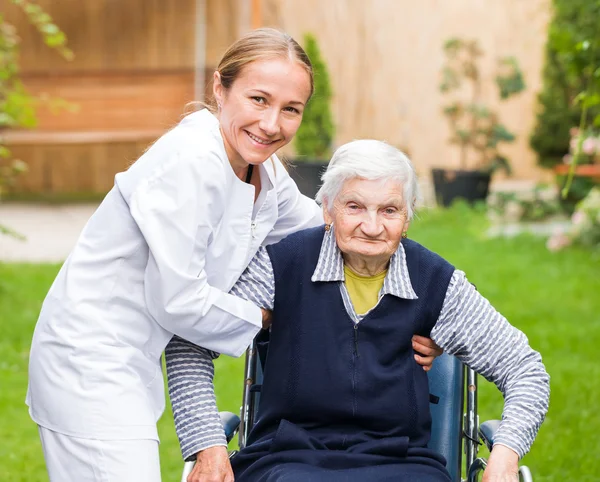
top-left (519, 465), bottom-right (533, 482)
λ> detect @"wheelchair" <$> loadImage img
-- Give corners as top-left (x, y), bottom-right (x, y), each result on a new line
top-left (182, 330), bottom-right (534, 482)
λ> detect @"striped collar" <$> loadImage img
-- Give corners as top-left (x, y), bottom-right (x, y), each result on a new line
top-left (310, 225), bottom-right (418, 300)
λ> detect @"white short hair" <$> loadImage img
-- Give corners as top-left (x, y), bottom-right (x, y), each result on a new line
top-left (315, 139), bottom-right (420, 219)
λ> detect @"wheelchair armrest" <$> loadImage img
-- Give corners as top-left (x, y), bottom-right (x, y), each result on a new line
top-left (478, 420), bottom-right (502, 452)
top-left (219, 411), bottom-right (241, 443)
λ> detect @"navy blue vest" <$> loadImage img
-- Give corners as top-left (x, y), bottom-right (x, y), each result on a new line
top-left (233, 226), bottom-right (455, 481)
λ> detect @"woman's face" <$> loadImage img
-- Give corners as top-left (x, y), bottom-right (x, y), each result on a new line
top-left (214, 58), bottom-right (311, 169)
top-left (324, 177), bottom-right (409, 263)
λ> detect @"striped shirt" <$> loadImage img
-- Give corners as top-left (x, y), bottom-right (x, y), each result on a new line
top-left (166, 228), bottom-right (550, 461)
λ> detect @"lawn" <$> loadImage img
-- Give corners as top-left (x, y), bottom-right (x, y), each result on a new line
top-left (1, 204), bottom-right (599, 481)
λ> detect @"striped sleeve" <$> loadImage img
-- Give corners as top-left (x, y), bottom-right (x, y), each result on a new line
top-left (230, 246), bottom-right (275, 310)
top-left (430, 270), bottom-right (550, 459)
top-left (165, 248), bottom-right (275, 460)
top-left (165, 336), bottom-right (226, 461)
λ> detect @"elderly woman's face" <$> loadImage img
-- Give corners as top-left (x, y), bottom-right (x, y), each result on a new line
top-left (324, 177), bottom-right (408, 262)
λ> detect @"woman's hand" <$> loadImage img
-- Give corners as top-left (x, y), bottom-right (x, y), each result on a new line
top-left (412, 335), bottom-right (443, 371)
top-left (187, 446), bottom-right (234, 482)
top-left (261, 308), bottom-right (272, 329)
top-left (481, 445), bottom-right (520, 482)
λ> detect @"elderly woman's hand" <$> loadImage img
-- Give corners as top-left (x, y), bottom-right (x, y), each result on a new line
top-left (481, 445), bottom-right (520, 482)
top-left (187, 446), bottom-right (234, 482)
top-left (412, 335), bottom-right (443, 371)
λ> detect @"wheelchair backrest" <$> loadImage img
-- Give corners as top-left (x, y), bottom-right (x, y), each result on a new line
top-left (427, 353), bottom-right (465, 481)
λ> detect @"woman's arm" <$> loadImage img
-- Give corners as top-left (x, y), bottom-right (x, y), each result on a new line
top-left (129, 150), bottom-right (262, 357)
top-left (431, 270), bottom-right (550, 459)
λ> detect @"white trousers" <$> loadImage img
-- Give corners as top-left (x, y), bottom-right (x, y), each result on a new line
top-left (38, 426), bottom-right (161, 482)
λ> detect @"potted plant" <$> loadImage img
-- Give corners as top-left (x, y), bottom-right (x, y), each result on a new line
top-left (288, 33), bottom-right (334, 199)
top-left (433, 38), bottom-right (525, 207)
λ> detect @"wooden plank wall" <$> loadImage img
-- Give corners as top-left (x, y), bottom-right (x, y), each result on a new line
top-left (263, 0), bottom-right (553, 183)
top-left (3, 0), bottom-right (200, 194)
top-left (7, 0), bottom-right (196, 72)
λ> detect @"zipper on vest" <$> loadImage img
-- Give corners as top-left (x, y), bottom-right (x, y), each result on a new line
top-left (351, 324), bottom-right (359, 418)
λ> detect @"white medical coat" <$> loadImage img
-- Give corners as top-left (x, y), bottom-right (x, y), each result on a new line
top-left (26, 109), bottom-right (322, 441)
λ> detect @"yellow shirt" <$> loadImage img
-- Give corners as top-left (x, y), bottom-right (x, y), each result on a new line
top-left (343, 265), bottom-right (388, 315)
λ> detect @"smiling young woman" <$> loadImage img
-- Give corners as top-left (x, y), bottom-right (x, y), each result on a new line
top-left (26, 28), bottom-right (444, 482)
top-left (26, 28), bottom-right (324, 482)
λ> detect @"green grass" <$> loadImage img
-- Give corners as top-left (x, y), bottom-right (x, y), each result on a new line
top-left (1, 204), bottom-right (599, 481)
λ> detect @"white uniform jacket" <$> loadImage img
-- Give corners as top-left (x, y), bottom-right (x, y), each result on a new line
top-left (26, 109), bottom-right (322, 441)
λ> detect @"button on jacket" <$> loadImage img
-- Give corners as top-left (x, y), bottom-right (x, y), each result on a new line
top-left (26, 109), bottom-right (322, 441)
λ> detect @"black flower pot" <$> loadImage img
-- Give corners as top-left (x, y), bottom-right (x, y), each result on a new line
top-left (431, 168), bottom-right (491, 207)
top-left (287, 159), bottom-right (329, 199)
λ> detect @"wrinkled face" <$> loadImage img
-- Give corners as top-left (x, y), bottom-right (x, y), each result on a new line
top-left (214, 57), bottom-right (311, 168)
top-left (324, 177), bottom-right (409, 263)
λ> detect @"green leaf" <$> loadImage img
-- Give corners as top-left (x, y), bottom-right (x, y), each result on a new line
top-left (0, 112), bottom-right (17, 127)
top-left (40, 23), bottom-right (60, 36)
top-left (0, 223), bottom-right (26, 241)
top-left (294, 33), bottom-right (334, 158)
top-left (582, 93), bottom-right (600, 108)
top-left (443, 103), bottom-right (461, 116)
top-left (496, 57), bottom-right (526, 99)
top-left (440, 67), bottom-right (460, 92)
top-left (467, 103), bottom-right (491, 118)
top-left (489, 155), bottom-right (512, 175)
top-left (491, 124), bottom-right (516, 143)
top-left (24, 4), bottom-right (40, 15)
top-left (456, 129), bottom-right (471, 142)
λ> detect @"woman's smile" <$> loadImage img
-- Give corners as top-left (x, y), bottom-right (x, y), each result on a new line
top-left (246, 130), bottom-right (277, 146)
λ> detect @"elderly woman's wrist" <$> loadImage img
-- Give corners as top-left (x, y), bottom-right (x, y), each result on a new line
top-left (183, 439), bottom-right (227, 461)
top-left (492, 433), bottom-right (526, 460)
top-left (489, 443), bottom-right (520, 468)
top-left (195, 445), bottom-right (228, 460)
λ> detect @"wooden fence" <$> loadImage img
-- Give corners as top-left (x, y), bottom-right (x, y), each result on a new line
top-left (4, 0), bottom-right (198, 194)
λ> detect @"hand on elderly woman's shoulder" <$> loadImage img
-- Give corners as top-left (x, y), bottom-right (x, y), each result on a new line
top-left (411, 335), bottom-right (443, 371)
top-left (188, 446), bottom-right (234, 482)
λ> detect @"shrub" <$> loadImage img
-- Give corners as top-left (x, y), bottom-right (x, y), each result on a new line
top-left (530, 0), bottom-right (600, 170)
top-left (294, 33), bottom-right (334, 159)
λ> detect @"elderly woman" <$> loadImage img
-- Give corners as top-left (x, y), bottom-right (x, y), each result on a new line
top-left (168, 140), bottom-right (549, 482)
